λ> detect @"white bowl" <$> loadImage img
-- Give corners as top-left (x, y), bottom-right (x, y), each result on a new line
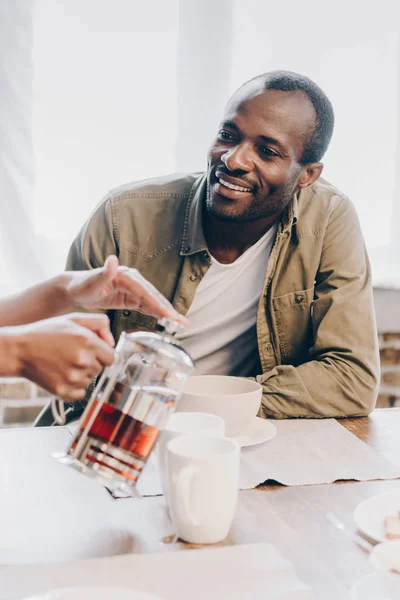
top-left (176, 375), bottom-right (262, 437)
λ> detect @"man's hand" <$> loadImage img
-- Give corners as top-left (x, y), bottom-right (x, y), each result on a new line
top-left (15, 313), bottom-right (115, 400)
top-left (65, 255), bottom-right (188, 324)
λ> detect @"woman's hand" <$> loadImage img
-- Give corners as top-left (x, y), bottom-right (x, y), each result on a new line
top-left (14, 313), bottom-right (115, 400)
top-left (65, 255), bottom-right (187, 324)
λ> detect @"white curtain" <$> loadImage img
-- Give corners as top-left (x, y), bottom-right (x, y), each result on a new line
top-left (0, 0), bottom-right (45, 295)
top-left (1, 0), bottom-right (399, 294)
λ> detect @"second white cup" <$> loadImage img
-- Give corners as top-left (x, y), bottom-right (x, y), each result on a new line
top-left (166, 434), bottom-right (240, 544)
top-left (156, 411), bottom-right (225, 501)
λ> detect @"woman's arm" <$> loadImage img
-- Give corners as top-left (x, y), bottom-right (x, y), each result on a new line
top-left (0, 313), bottom-right (115, 399)
top-left (0, 256), bottom-right (187, 327)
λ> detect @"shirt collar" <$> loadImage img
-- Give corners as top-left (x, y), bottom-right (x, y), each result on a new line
top-left (180, 172), bottom-right (208, 256)
top-left (281, 191), bottom-right (299, 233)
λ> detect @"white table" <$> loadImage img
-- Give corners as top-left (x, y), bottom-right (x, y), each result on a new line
top-left (2, 413), bottom-right (400, 599)
top-left (1, 427), bottom-right (159, 564)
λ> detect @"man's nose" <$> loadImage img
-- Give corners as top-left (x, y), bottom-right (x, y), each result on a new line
top-left (221, 143), bottom-right (253, 172)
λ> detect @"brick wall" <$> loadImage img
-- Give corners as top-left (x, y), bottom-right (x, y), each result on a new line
top-left (1, 326), bottom-right (400, 427)
top-left (0, 378), bottom-right (52, 428)
top-left (377, 332), bottom-right (400, 408)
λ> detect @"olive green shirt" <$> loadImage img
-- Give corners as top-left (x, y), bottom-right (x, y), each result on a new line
top-left (66, 172), bottom-right (379, 419)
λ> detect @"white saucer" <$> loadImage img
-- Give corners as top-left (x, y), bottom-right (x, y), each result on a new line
top-left (232, 417), bottom-right (277, 448)
top-left (353, 489), bottom-right (400, 543)
top-left (23, 588), bottom-right (164, 600)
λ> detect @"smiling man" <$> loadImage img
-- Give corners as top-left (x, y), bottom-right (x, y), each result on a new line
top-left (66, 70), bottom-right (379, 419)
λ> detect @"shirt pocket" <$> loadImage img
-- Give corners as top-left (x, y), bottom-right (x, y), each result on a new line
top-left (113, 309), bottom-right (158, 342)
top-left (272, 287), bottom-right (314, 364)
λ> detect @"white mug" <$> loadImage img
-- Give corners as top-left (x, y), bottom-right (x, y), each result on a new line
top-left (166, 434), bottom-right (240, 544)
top-left (156, 412), bottom-right (225, 502)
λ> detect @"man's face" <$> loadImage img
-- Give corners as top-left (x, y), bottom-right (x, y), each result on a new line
top-left (206, 85), bottom-right (317, 222)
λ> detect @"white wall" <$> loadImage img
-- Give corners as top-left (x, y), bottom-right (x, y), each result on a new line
top-left (230, 0), bottom-right (400, 262)
top-left (31, 0), bottom-right (400, 285)
top-left (32, 0), bottom-right (179, 272)
top-left (374, 288), bottom-right (400, 332)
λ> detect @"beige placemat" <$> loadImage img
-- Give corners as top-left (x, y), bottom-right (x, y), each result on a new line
top-left (0, 543), bottom-right (313, 600)
top-left (137, 418), bottom-right (400, 495)
top-left (240, 418), bottom-right (400, 488)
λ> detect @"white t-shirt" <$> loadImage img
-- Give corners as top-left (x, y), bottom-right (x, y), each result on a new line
top-left (176, 223), bottom-right (278, 377)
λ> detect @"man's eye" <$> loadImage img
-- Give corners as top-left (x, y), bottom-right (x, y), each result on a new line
top-left (218, 130), bottom-right (235, 141)
top-left (260, 146), bottom-right (278, 158)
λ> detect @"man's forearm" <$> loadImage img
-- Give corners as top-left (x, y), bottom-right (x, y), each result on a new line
top-left (256, 353), bottom-right (379, 419)
top-left (0, 274), bottom-right (75, 327)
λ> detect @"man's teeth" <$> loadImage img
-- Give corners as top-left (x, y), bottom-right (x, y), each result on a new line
top-left (218, 177), bottom-right (252, 193)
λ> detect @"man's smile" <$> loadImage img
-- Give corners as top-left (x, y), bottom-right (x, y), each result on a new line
top-left (213, 170), bottom-right (255, 200)
top-left (218, 176), bottom-right (252, 193)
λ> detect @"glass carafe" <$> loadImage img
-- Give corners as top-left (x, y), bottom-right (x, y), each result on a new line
top-left (55, 318), bottom-right (194, 497)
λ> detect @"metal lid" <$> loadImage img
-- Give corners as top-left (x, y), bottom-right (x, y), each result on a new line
top-left (157, 317), bottom-right (186, 337)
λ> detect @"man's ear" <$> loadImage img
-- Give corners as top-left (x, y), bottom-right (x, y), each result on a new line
top-left (298, 162), bottom-right (323, 189)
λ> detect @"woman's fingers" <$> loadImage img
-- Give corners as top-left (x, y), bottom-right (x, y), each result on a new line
top-left (116, 269), bottom-right (188, 324)
top-left (69, 313), bottom-right (116, 348)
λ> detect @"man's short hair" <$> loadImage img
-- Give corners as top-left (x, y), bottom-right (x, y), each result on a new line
top-left (246, 70), bottom-right (335, 164)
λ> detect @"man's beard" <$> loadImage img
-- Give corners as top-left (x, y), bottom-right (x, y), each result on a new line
top-left (205, 171), bottom-right (299, 223)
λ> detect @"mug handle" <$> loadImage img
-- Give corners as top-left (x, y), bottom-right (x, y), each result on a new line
top-left (176, 465), bottom-right (200, 526)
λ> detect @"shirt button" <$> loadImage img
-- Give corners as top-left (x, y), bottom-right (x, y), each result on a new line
top-left (122, 309), bottom-right (131, 317)
top-left (190, 273), bottom-right (198, 282)
top-left (295, 294), bottom-right (304, 304)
